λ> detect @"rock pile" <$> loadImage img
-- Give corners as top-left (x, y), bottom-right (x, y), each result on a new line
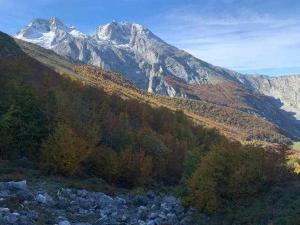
top-left (0, 180), bottom-right (193, 225)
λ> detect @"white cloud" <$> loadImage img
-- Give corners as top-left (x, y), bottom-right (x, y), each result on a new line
top-left (149, 3), bottom-right (300, 75)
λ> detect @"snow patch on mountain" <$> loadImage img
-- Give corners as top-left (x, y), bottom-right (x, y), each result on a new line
top-left (14, 17), bottom-right (300, 124)
top-left (15, 17), bottom-right (246, 94)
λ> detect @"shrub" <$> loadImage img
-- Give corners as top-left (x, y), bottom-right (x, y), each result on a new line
top-left (0, 80), bottom-right (48, 160)
top-left (86, 147), bottom-right (119, 183)
top-left (40, 122), bottom-right (90, 176)
top-left (86, 147), bottom-right (152, 187)
top-left (186, 142), bottom-right (286, 213)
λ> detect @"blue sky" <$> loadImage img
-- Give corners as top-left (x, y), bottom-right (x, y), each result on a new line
top-left (1, 0), bottom-right (300, 75)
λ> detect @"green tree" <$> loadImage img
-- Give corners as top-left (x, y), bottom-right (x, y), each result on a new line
top-left (0, 80), bottom-right (48, 160)
top-left (86, 147), bottom-right (119, 183)
top-left (137, 130), bottom-right (168, 178)
top-left (40, 122), bottom-right (90, 176)
top-left (187, 143), bottom-right (268, 213)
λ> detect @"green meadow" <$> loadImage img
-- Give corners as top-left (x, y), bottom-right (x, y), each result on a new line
top-left (293, 142), bottom-right (300, 150)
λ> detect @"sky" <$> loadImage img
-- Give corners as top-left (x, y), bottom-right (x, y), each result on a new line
top-left (1, 0), bottom-right (300, 75)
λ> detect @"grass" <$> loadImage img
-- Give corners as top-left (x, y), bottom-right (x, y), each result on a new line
top-left (293, 142), bottom-right (300, 150)
top-left (287, 142), bottom-right (300, 174)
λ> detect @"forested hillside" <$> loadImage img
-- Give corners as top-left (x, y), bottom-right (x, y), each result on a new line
top-left (9, 31), bottom-right (292, 144)
top-left (1, 31), bottom-right (300, 224)
top-left (14, 18), bottom-right (300, 142)
top-left (76, 66), bottom-right (289, 144)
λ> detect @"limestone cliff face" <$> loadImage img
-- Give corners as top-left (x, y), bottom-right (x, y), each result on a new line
top-left (15, 18), bottom-right (244, 95)
top-left (14, 18), bottom-right (300, 140)
top-left (244, 75), bottom-right (300, 120)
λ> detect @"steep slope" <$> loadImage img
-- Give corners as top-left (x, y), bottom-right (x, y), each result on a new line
top-left (244, 75), bottom-right (300, 120)
top-left (76, 65), bottom-right (290, 143)
top-left (15, 18), bottom-right (300, 119)
top-left (15, 18), bottom-right (244, 93)
top-left (14, 18), bottom-right (300, 140)
top-left (0, 31), bottom-right (290, 143)
top-left (2, 32), bottom-right (298, 225)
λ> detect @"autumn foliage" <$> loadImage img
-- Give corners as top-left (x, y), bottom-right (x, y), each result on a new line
top-left (0, 42), bottom-right (293, 214)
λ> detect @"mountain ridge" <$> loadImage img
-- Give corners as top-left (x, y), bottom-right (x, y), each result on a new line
top-left (13, 18), bottom-right (300, 141)
top-left (15, 18), bottom-right (245, 89)
top-left (0, 30), bottom-right (290, 143)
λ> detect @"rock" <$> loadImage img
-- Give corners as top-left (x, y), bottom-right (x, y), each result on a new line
top-left (6, 180), bottom-right (28, 191)
top-left (56, 200), bottom-right (69, 209)
top-left (36, 193), bottom-right (47, 204)
top-left (78, 197), bottom-right (92, 209)
top-left (148, 212), bottom-right (158, 220)
top-left (35, 193), bottom-right (53, 204)
top-left (166, 213), bottom-right (177, 223)
top-left (77, 189), bottom-right (88, 197)
top-left (16, 189), bottom-right (33, 199)
top-left (160, 202), bottom-right (171, 212)
top-left (74, 223), bottom-right (91, 225)
top-left (174, 204), bottom-right (184, 214)
top-left (121, 214), bottom-right (128, 221)
top-left (24, 210), bottom-right (39, 220)
top-left (146, 220), bottom-right (156, 225)
top-left (138, 220), bottom-right (146, 225)
top-left (0, 180), bottom-right (192, 225)
top-left (150, 204), bottom-right (158, 210)
top-left (0, 190), bottom-right (10, 198)
top-left (155, 217), bottom-right (163, 224)
top-left (59, 220), bottom-right (71, 225)
top-left (18, 215), bottom-right (31, 225)
top-left (132, 195), bottom-right (149, 206)
top-left (137, 206), bottom-right (148, 219)
top-left (115, 196), bottom-right (126, 205)
top-left (97, 193), bottom-right (113, 207)
top-left (158, 213), bottom-right (167, 220)
top-left (163, 196), bottom-right (177, 204)
top-left (0, 207), bottom-right (10, 213)
top-left (6, 212), bottom-right (19, 224)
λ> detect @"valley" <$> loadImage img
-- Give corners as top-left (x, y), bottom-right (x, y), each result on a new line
top-left (14, 17), bottom-right (300, 143)
top-left (0, 14), bottom-right (300, 225)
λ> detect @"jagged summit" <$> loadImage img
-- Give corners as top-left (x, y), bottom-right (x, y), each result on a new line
top-left (16, 18), bottom-right (50, 39)
top-left (16, 18), bottom-right (152, 44)
top-left (15, 17), bottom-right (226, 90)
top-left (15, 17), bottom-right (87, 48)
top-left (12, 17), bottom-right (281, 93)
top-left (16, 17), bottom-right (67, 38)
top-left (95, 21), bottom-right (151, 45)
top-left (14, 18), bottom-right (300, 127)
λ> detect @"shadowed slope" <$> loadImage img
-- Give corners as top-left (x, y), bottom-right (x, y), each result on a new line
top-left (0, 31), bottom-right (291, 143)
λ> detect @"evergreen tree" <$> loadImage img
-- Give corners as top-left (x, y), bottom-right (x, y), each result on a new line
top-left (0, 80), bottom-right (48, 160)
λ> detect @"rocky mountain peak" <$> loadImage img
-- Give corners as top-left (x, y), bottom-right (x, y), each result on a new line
top-left (49, 17), bottom-right (65, 30)
top-left (16, 17), bottom-right (71, 40)
top-left (15, 17), bottom-right (87, 48)
top-left (95, 21), bottom-right (151, 45)
top-left (16, 18), bottom-right (50, 39)
top-left (13, 18), bottom-right (300, 132)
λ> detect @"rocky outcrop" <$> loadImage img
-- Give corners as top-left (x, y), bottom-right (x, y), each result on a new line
top-left (15, 18), bottom-right (245, 95)
top-left (0, 180), bottom-right (192, 225)
top-left (12, 19), bottom-right (300, 140)
top-left (243, 75), bottom-right (300, 120)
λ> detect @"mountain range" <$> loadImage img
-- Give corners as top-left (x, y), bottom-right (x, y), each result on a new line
top-left (13, 17), bottom-right (300, 142)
